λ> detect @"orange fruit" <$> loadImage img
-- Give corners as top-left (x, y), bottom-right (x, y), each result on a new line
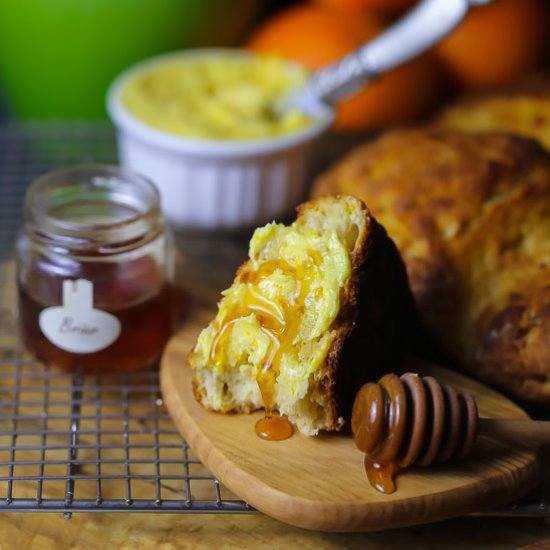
top-left (434, 0), bottom-right (550, 90)
top-left (247, 4), bottom-right (384, 68)
top-left (245, 4), bottom-right (446, 132)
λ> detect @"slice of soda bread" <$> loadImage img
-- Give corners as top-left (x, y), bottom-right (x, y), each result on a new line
top-left (188, 195), bottom-right (416, 435)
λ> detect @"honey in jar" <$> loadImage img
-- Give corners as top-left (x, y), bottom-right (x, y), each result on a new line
top-left (15, 165), bottom-right (180, 373)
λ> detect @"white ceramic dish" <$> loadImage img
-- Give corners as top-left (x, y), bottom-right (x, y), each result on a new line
top-left (106, 49), bottom-right (334, 232)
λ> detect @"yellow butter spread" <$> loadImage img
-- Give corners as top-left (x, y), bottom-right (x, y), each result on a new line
top-left (121, 54), bottom-right (314, 140)
top-left (189, 220), bottom-right (350, 414)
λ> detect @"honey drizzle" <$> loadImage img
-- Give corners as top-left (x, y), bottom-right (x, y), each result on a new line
top-left (365, 458), bottom-right (399, 495)
top-left (255, 413), bottom-right (293, 441)
top-left (210, 258), bottom-right (316, 440)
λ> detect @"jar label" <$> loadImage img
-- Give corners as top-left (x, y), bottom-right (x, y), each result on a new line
top-left (39, 279), bottom-right (121, 353)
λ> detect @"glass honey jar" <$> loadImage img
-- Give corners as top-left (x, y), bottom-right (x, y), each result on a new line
top-left (15, 165), bottom-right (179, 373)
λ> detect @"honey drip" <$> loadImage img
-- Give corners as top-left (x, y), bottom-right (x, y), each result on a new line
top-left (365, 458), bottom-right (399, 495)
top-left (255, 413), bottom-right (293, 441)
top-left (210, 259), bottom-right (315, 438)
top-left (352, 373), bottom-right (479, 494)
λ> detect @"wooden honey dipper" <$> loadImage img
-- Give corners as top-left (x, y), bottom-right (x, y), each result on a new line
top-left (351, 372), bottom-right (550, 495)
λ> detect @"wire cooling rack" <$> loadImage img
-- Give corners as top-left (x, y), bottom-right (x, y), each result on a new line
top-left (0, 122), bottom-right (253, 516)
top-left (0, 121), bottom-right (548, 519)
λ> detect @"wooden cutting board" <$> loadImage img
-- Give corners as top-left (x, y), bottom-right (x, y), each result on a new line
top-left (160, 305), bottom-right (541, 533)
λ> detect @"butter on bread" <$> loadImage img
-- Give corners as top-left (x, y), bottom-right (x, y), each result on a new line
top-left (188, 195), bottom-right (415, 435)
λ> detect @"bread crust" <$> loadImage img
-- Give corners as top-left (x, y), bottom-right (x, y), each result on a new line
top-left (434, 73), bottom-right (550, 150)
top-left (296, 196), bottom-right (418, 428)
top-left (312, 129), bottom-right (550, 407)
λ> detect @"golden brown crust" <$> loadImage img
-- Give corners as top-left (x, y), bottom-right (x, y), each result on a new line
top-left (298, 195), bottom-right (419, 428)
top-left (333, 213), bottom-right (420, 423)
top-left (433, 73), bottom-right (550, 150)
top-left (296, 196), bottom-right (374, 430)
top-left (312, 129), bottom-right (550, 407)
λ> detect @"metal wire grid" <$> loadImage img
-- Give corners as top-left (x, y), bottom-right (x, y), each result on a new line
top-left (0, 122), bottom-right (253, 515)
top-left (0, 122), bottom-right (117, 255)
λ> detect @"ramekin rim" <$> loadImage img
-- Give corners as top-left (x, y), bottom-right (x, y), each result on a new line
top-left (106, 48), bottom-right (335, 157)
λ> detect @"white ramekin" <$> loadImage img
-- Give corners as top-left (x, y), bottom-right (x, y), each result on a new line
top-left (106, 49), bottom-right (334, 232)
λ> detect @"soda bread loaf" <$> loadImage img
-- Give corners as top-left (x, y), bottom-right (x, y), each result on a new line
top-left (312, 129), bottom-right (550, 407)
top-left (434, 75), bottom-right (550, 150)
top-left (188, 195), bottom-right (417, 435)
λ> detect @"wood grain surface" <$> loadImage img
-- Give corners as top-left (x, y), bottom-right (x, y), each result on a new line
top-left (160, 304), bottom-right (541, 532)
